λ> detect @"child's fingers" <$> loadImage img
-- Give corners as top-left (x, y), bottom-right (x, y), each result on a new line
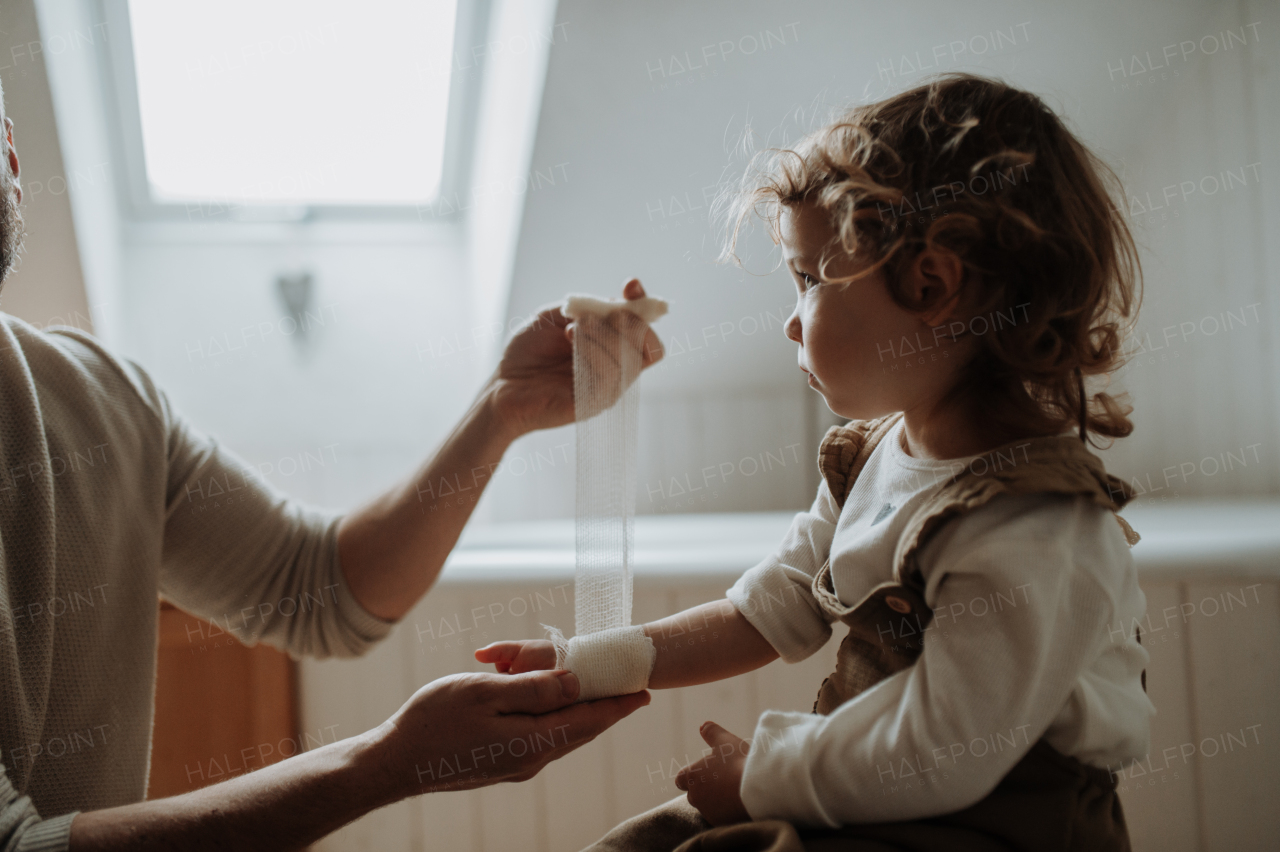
top-left (508, 642), bottom-right (559, 674)
top-left (474, 642), bottom-right (524, 664)
top-left (675, 755), bottom-right (709, 791)
top-left (475, 641), bottom-right (557, 674)
top-left (698, 720), bottom-right (746, 750)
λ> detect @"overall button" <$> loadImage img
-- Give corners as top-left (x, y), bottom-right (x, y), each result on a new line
top-left (885, 595), bottom-right (911, 614)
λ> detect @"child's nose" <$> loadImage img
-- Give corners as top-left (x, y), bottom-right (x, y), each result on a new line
top-left (785, 308), bottom-right (803, 343)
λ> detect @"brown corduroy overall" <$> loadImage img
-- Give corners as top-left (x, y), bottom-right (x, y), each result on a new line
top-left (582, 414), bottom-right (1142, 852)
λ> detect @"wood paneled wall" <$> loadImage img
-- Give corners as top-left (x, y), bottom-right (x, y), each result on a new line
top-left (148, 603), bottom-right (299, 800)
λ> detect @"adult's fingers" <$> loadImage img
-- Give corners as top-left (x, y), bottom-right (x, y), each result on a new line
top-left (529, 690), bottom-right (651, 747)
top-left (642, 326), bottom-right (664, 366)
top-left (618, 279), bottom-right (664, 365)
top-left (510, 724), bottom-right (609, 783)
top-left (486, 669), bottom-right (581, 714)
top-left (529, 302), bottom-right (572, 330)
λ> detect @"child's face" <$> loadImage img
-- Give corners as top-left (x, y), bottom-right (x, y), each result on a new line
top-left (780, 202), bottom-right (941, 421)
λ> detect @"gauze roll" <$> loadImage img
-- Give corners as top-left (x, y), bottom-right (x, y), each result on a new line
top-left (563, 294), bottom-right (668, 325)
top-left (545, 292), bottom-right (667, 700)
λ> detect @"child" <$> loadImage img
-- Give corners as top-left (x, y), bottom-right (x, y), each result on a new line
top-left (477, 73), bottom-right (1153, 852)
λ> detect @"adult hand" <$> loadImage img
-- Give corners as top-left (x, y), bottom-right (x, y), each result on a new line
top-left (675, 722), bottom-right (752, 826)
top-left (486, 278), bottom-right (664, 438)
top-left (372, 669), bottom-right (649, 796)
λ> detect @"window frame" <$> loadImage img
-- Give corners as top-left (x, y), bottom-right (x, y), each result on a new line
top-left (94, 0), bottom-right (490, 225)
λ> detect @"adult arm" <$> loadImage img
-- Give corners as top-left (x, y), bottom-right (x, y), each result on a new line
top-left (149, 280), bottom-right (662, 656)
top-left (337, 279), bottom-right (663, 621)
top-left (65, 671), bottom-right (647, 852)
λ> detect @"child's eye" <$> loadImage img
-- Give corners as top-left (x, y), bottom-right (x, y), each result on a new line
top-left (802, 273), bottom-right (820, 289)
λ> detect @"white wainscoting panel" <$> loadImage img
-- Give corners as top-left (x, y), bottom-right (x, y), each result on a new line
top-left (302, 505), bottom-right (1280, 852)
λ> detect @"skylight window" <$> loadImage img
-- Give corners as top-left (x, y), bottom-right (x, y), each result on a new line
top-left (126, 0), bottom-right (458, 207)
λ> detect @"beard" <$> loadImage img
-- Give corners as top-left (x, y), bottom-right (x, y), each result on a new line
top-left (0, 166), bottom-right (25, 290)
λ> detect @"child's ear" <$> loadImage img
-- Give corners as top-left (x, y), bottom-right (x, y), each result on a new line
top-left (906, 248), bottom-right (968, 326)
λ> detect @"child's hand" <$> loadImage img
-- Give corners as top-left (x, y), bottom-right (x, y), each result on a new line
top-left (475, 640), bottom-right (558, 674)
top-left (675, 721), bottom-right (752, 826)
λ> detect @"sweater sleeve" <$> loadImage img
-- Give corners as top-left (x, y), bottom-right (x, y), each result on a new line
top-left (725, 480), bottom-right (840, 663)
top-left (41, 327), bottom-right (395, 659)
top-left (739, 496), bottom-right (1132, 826)
top-left (0, 762), bottom-right (76, 852)
top-left (150, 382), bottom-right (395, 659)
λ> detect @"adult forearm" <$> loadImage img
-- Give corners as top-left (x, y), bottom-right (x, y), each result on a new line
top-left (337, 283), bottom-right (659, 623)
top-left (68, 616), bottom-right (649, 850)
top-left (337, 381), bottom-right (519, 621)
top-left (69, 731), bottom-right (394, 852)
top-left (643, 599), bottom-right (779, 689)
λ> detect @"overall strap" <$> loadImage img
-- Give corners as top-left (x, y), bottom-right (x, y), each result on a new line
top-left (811, 413), bottom-right (912, 612)
top-left (891, 433), bottom-right (1141, 586)
top-left (810, 421), bottom-right (1147, 715)
top-left (817, 413), bottom-right (903, 510)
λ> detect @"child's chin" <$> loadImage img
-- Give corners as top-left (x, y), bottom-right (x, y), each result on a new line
top-left (826, 396), bottom-right (896, 423)
top-left (821, 396), bottom-right (860, 421)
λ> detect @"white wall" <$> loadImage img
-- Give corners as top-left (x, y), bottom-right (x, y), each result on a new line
top-left (117, 228), bottom-right (479, 508)
top-left (0, 0), bottom-right (96, 332)
top-left (1098, 0), bottom-right (1278, 498)
top-left (482, 0), bottom-right (1279, 525)
top-left (34, 0), bottom-right (1273, 524)
top-left (33, 0), bottom-right (123, 344)
top-left (73, 0), bottom-right (566, 512)
top-left (465, 0), bottom-right (560, 370)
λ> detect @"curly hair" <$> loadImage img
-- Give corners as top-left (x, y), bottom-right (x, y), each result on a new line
top-left (724, 73), bottom-right (1142, 444)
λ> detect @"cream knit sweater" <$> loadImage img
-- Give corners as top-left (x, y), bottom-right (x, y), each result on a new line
top-left (0, 315), bottom-right (393, 850)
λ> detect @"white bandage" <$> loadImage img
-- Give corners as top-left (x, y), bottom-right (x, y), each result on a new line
top-left (546, 625), bottom-right (657, 702)
top-left (552, 290), bottom-right (666, 702)
top-left (562, 294), bottom-right (669, 324)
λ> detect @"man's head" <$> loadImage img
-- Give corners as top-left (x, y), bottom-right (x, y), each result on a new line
top-left (0, 75), bottom-right (26, 288)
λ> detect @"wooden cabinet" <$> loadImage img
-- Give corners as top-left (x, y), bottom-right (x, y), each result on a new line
top-left (148, 602), bottom-right (298, 799)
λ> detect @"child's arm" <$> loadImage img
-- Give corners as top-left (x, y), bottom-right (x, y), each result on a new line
top-left (478, 476), bottom-right (843, 687)
top-left (475, 598), bottom-right (779, 688)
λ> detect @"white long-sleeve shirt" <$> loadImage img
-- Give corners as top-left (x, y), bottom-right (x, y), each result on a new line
top-left (726, 419), bottom-right (1154, 826)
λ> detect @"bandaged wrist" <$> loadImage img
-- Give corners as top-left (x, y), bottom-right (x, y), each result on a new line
top-left (546, 625), bottom-right (657, 701)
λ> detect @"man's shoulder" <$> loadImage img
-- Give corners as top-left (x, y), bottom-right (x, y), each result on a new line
top-left (1, 311), bottom-right (166, 431)
top-left (5, 312), bottom-right (118, 367)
